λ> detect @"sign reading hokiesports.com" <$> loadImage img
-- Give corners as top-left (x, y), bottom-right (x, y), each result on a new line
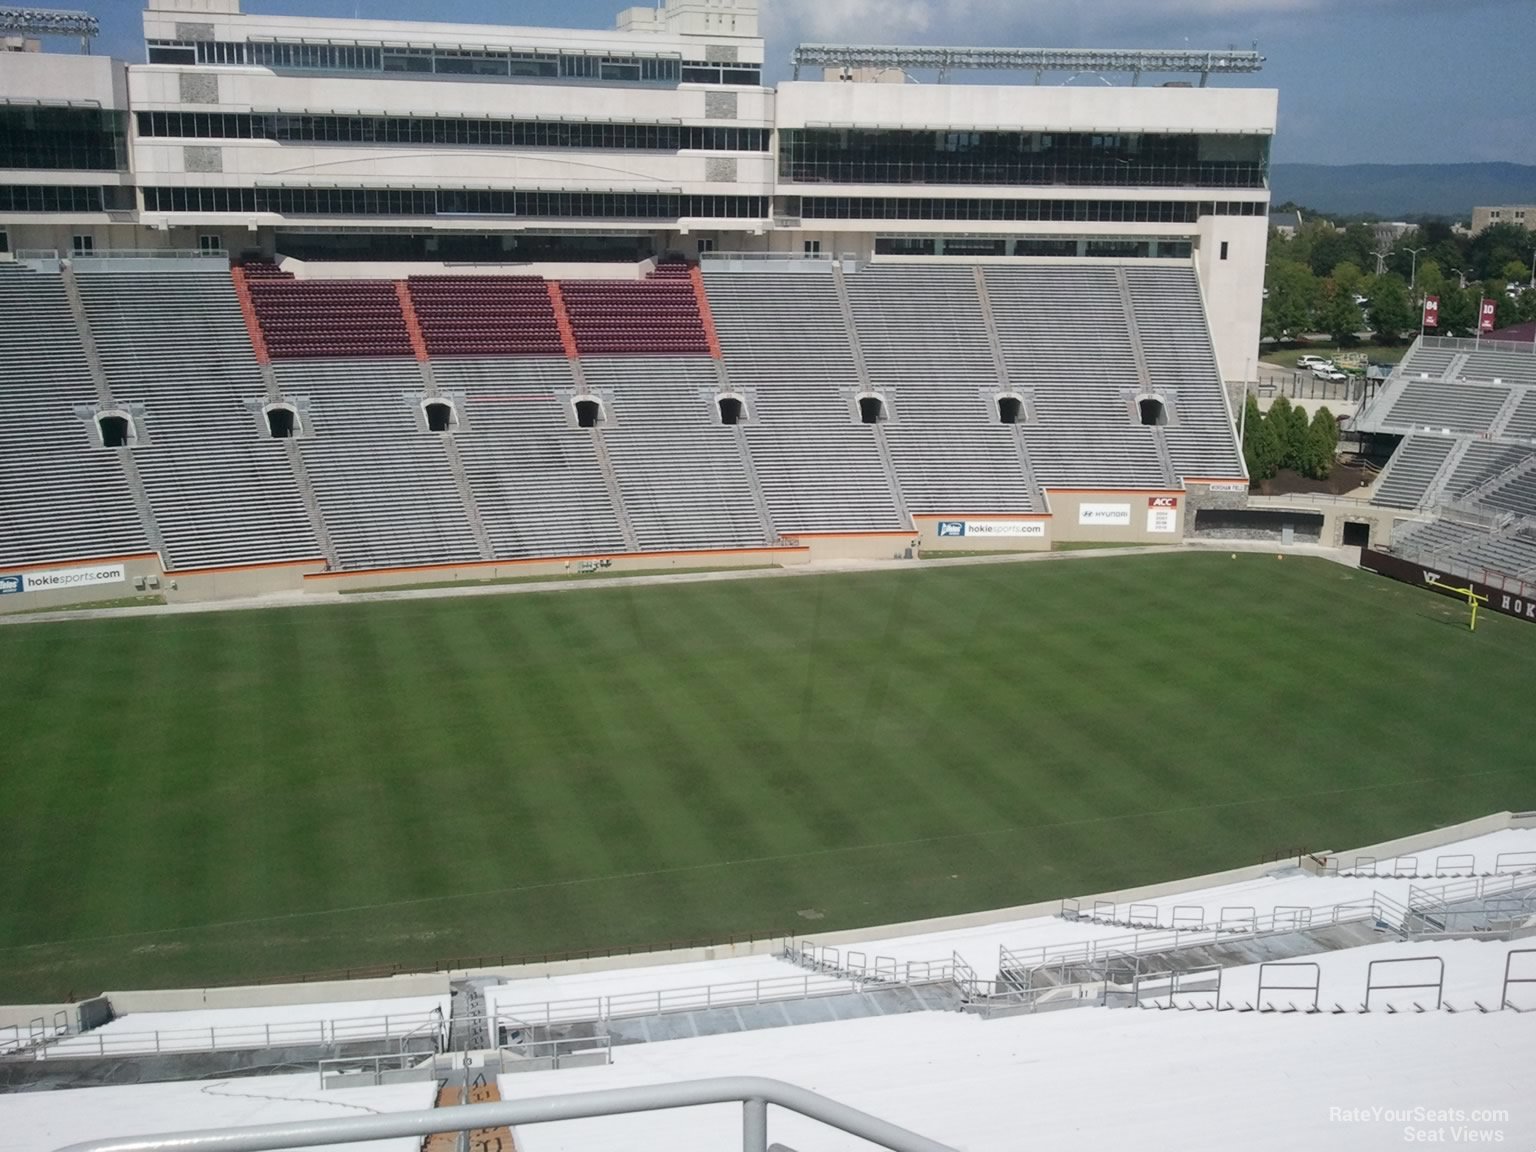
top-left (0, 563), bottom-right (128, 595)
top-left (936, 520), bottom-right (1045, 539)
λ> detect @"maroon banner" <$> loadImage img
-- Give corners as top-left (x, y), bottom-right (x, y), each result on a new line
top-left (1480, 298), bottom-right (1498, 332)
top-left (1360, 547), bottom-right (1536, 625)
top-left (1422, 295), bottom-right (1439, 328)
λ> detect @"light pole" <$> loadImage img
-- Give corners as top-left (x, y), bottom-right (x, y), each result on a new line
top-left (1404, 246), bottom-right (1426, 291)
top-left (1451, 267), bottom-right (1470, 290)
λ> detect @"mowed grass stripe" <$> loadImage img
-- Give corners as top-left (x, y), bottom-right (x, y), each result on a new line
top-left (0, 553), bottom-right (1533, 998)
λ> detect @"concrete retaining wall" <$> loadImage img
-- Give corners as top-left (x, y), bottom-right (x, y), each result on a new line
top-left (107, 972), bottom-right (448, 1014)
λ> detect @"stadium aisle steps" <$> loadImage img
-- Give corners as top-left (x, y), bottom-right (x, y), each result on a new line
top-left (396, 281), bottom-right (430, 361)
top-left (424, 1080), bottom-right (517, 1152)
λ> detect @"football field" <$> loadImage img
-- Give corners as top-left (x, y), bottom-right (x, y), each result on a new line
top-left (2, 552), bottom-right (1533, 1002)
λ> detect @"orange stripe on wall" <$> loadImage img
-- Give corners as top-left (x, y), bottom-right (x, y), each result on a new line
top-left (547, 282), bottom-right (579, 360)
top-left (689, 264), bottom-right (723, 360)
top-left (229, 265), bottom-right (271, 365)
top-left (395, 281), bottom-right (429, 362)
top-left (0, 551), bottom-right (159, 576)
top-left (303, 545), bottom-right (808, 581)
top-left (170, 557), bottom-right (328, 578)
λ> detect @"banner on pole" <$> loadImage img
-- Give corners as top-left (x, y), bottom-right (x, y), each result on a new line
top-left (1422, 295), bottom-right (1439, 328)
top-left (1479, 298), bottom-right (1498, 332)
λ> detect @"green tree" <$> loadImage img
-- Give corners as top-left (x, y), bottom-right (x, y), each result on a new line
top-left (1502, 260), bottom-right (1531, 286)
top-left (1485, 280), bottom-right (1520, 328)
top-left (1242, 396), bottom-right (1282, 482)
top-left (1440, 284), bottom-right (1475, 335)
top-left (1417, 260), bottom-right (1447, 302)
top-left (1368, 275), bottom-right (1415, 344)
top-left (1316, 281), bottom-right (1364, 344)
top-left (1283, 402), bottom-right (1311, 472)
top-left (1263, 259), bottom-right (1318, 340)
top-left (1305, 407), bottom-right (1340, 480)
top-left (1331, 261), bottom-right (1366, 297)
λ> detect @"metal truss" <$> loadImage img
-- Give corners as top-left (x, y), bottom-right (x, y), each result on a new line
top-left (0, 6), bottom-right (99, 46)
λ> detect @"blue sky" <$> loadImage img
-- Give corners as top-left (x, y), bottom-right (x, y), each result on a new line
top-left (82, 0), bottom-right (1535, 165)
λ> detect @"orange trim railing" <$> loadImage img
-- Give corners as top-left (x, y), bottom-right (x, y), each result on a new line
top-left (547, 281), bottom-right (580, 359)
top-left (229, 265), bottom-right (270, 365)
top-left (395, 281), bottom-right (429, 362)
top-left (689, 264), bottom-right (723, 359)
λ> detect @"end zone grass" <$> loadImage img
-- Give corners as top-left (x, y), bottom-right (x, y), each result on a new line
top-left (2, 553), bottom-right (1532, 1001)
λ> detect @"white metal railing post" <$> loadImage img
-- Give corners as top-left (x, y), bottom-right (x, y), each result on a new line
top-left (743, 1097), bottom-right (768, 1152)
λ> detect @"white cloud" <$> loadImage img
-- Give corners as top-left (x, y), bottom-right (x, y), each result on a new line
top-left (766, 0), bottom-right (1377, 46)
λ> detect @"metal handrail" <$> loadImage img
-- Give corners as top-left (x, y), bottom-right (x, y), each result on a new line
top-left (11, 1008), bottom-right (444, 1061)
top-left (491, 970), bottom-right (868, 1030)
top-left (52, 1075), bottom-right (960, 1152)
top-left (67, 248), bottom-right (227, 260)
top-left (699, 251), bottom-right (832, 263)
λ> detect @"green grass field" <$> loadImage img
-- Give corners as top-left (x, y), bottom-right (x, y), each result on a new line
top-left (2, 553), bottom-right (1533, 1002)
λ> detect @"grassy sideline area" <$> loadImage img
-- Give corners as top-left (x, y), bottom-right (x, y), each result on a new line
top-left (1, 552), bottom-right (1532, 1001)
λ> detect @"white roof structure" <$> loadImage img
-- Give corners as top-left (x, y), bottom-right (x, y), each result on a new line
top-left (493, 1005), bottom-right (1536, 1152)
top-left (34, 995), bottom-right (449, 1059)
top-left (0, 1073), bottom-right (434, 1152)
top-left (2, 817), bottom-right (1530, 1151)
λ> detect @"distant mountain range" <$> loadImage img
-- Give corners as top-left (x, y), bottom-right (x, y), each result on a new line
top-left (1270, 163), bottom-right (1536, 219)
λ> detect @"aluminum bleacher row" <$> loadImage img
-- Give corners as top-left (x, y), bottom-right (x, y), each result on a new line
top-left (75, 266), bottom-right (321, 570)
top-left (985, 265), bottom-right (1168, 488)
top-left (703, 265), bottom-right (907, 532)
top-left (1126, 266), bottom-right (1245, 480)
top-left (842, 264), bottom-right (1036, 514)
top-left (2, 256), bottom-right (1245, 576)
top-left (0, 263), bottom-right (148, 568)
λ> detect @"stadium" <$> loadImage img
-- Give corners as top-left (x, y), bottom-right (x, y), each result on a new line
top-left (0, 0), bottom-right (1534, 1148)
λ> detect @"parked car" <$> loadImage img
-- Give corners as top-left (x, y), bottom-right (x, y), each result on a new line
top-left (1297, 355), bottom-right (1334, 370)
top-left (1312, 366), bottom-right (1348, 382)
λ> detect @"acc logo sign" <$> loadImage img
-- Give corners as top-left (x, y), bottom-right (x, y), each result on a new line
top-left (0, 574), bottom-right (21, 595)
top-left (1148, 496), bottom-right (1177, 508)
top-left (938, 521), bottom-right (966, 538)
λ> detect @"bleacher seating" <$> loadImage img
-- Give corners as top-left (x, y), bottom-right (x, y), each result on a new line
top-left (246, 273), bottom-right (413, 360)
top-left (704, 267), bottom-right (906, 533)
top-left (1371, 434), bottom-right (1456, 509)
top-left (1443, 441), bottom-right (1532, 500)
top-left (407, 277), bottom-right (565, 358)
top-left (1381, 381), bottom-right (1511, 434)
top-left (0, 264), bottom-right (147, 568)
top-left (431, 357), bottom-right (628, 558)
top-left (1503, 392), bottom-right (1536, 441)
top-left (983, 266), bottom-right (1167, 487)
top-left (1125, 267), bottom-right (1246, 479)
top-left (6, 256), bottom-right (1262, 578)
top-left (1460, 349), bottom-right (1536, 387)
top-left (1479, 466), bottom-right (1536, 519)
top-left (1392, 518), bottom-right (1483, 557)
top-left (275, 358), bottom-right (481, 569)
top-left (1451, 525), bottom-right (1536, 575)
top-left (75, 268), bottom-right (319, 569)
top-left (842, 265), bottom-right (1036, 513)
top-left (559, 266), bottom-right (709, 356)
top-left (580, 357), bottom-right (772, 550)
top-left (1396, 345), bottom-right (1458, 381)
